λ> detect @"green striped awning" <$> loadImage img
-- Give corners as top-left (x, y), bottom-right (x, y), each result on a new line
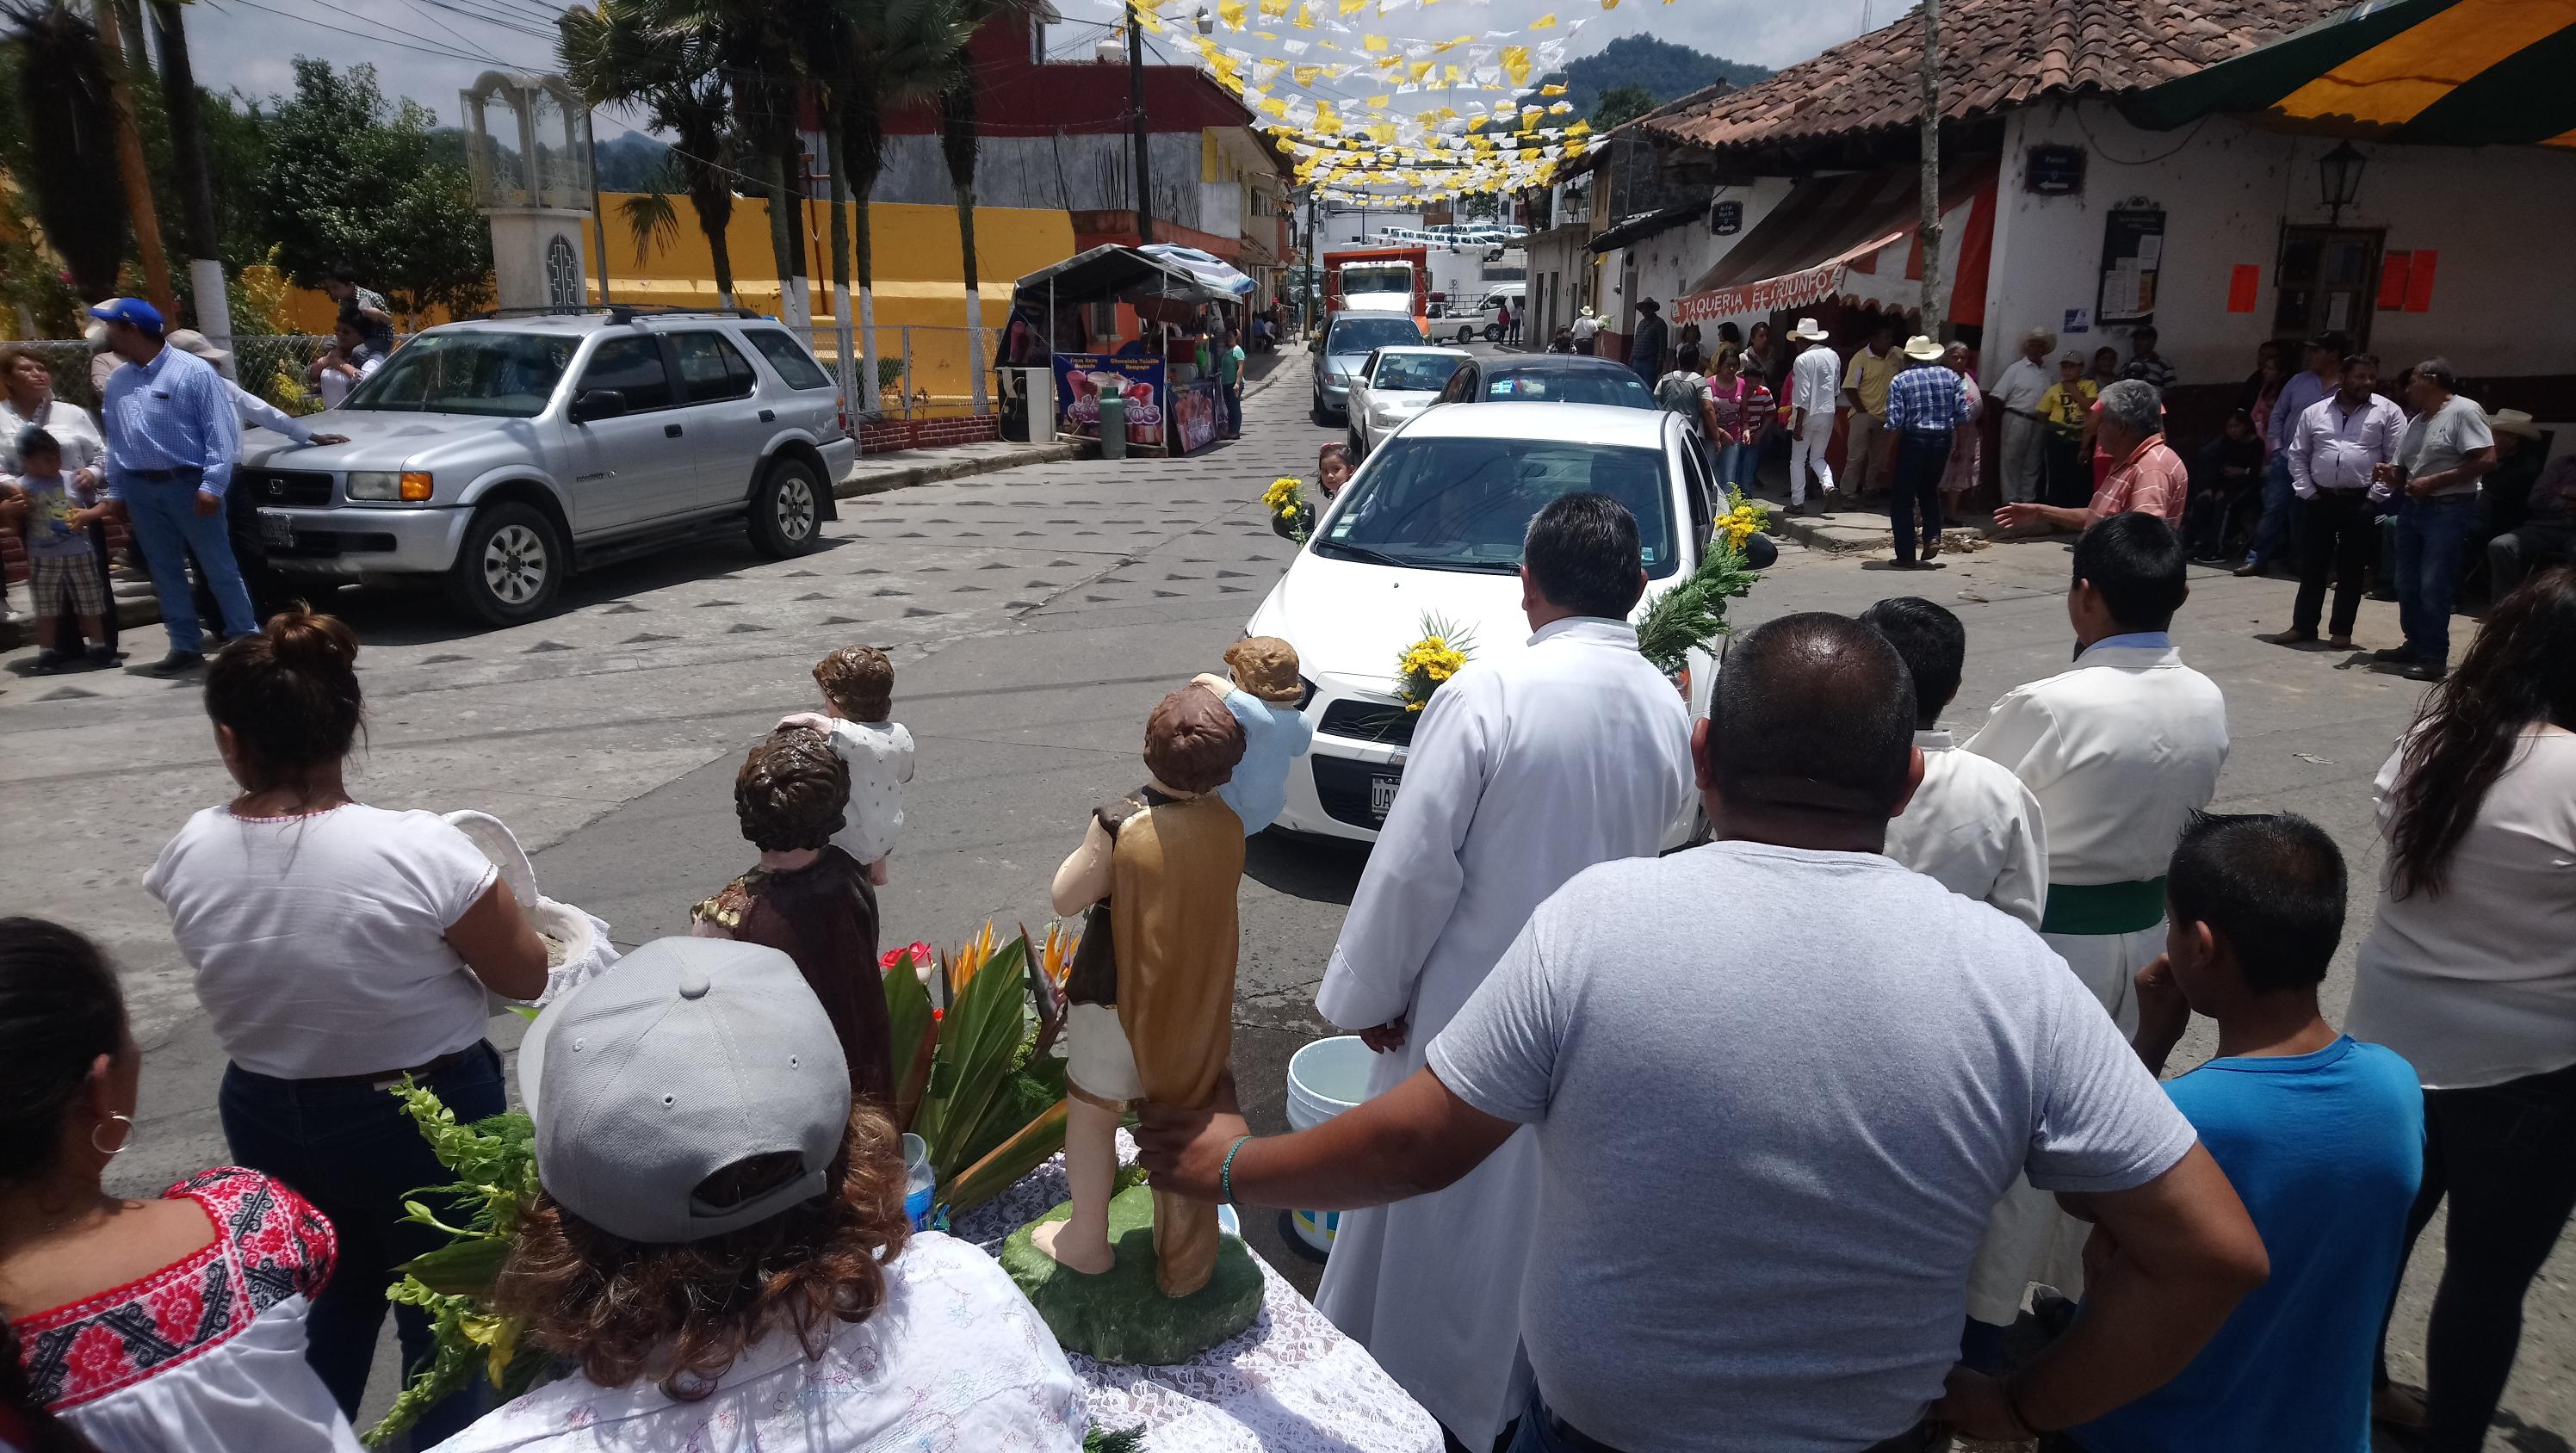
top-left (2124, 0), bottom-right (2576, 147)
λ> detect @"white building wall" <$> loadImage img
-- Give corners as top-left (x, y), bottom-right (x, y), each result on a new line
top-left (1985, 102), bottom-right (2576, 417)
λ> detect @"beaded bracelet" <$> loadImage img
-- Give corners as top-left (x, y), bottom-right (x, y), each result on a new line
top-left (1220, 1135), bottom-right (1254, 1206)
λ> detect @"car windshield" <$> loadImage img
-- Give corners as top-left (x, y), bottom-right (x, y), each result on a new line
top-left (1344, 267), bottom-right (1412, 296)
top-left (344, 332), bottom-right (575, 417)
top-left (1318, 436), bottom-right (1677, 578)
top-left (1328, 317), bottom-right (1426, 356)
top-left (1483, 367), bottom-right (1653, 407)
top-left (1374, 354), bottom-right (1461, 391)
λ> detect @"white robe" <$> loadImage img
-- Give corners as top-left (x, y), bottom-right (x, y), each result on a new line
top-left (1957, 636), bottom-right (2228, 1317)
top-left (1312, 615), bottom-right (1694, 1444)
top-left (1882, 728), bottom-right (2048, 931)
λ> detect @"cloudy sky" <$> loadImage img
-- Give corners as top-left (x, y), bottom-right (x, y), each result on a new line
top-left (180, 0), bottom-right (1880, 139)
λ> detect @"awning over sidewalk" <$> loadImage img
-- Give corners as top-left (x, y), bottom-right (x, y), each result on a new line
top-left (1671, 161), bottom-right (1997, 329)
top-left (1012, 244), bottom-right (1234, 310)
top-left (2122, 0), bottom-right (2576, 146)
top-left (1139, 244), bottom-right (1257, 296)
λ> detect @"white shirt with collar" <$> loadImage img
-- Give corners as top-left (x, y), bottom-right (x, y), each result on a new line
top-left (1963, 633), bottom-right (2229, 888)
top-left (1990, 355), bottom-right (2053, 416)
top-left (1789, 343), bottom-right (1842, 416)
top-left (1884, 727), bottom-right (2048, 930)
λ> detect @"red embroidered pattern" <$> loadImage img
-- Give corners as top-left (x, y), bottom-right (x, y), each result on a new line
top-left (16, 1168), bottom-right (336, 1411)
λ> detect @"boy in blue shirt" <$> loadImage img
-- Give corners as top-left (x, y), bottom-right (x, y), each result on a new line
top-left (1192, 636), bottom-right (1311, 835)
top-left (2047, 812), bottom-right (2424, 1453)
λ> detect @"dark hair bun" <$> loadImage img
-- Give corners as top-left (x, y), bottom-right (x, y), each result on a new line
top-left (205, 608), bottom-right (366, 785)
top-left (265, 608), bottom-right (358, 672)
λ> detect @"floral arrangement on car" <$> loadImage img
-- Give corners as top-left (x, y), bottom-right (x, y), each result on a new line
top-left (364, 922), bottom-right (1090, 1447)
top-left (1262, 475), bottom-right (1311, 542)
top-left (1395, 611), bottom-right (1476, 713)
top-left (1636, 488), bottom-right (1774, 678)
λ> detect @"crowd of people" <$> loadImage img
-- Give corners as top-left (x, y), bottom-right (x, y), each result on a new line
top-left (2, 318), bottom-right (2571, 1453)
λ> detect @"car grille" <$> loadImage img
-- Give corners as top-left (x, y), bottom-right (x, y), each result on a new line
top-left (1317, 699), bottom-right (1417, 747)
top-left (1311, 755), bottom-right (1403, 831)
top-left (243, 469), bottom-right (334, 506)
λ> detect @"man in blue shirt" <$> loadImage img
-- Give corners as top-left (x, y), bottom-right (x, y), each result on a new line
top-left (2236, 331), bottom-right (2344, 578)
top-left (1883, 335), bottom-right (1969, 569)
top-left (90, 298), bottom-right (256, 676)
top-left (2053, 812), bottom-right (2424, 1453)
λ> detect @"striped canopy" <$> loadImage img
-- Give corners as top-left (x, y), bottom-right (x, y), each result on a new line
top-left (2124, 0), bottom-right (2576, 147)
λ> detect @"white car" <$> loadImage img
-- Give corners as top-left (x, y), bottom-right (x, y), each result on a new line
top-left (1444, 283), bottom-right (1526, 344)
top-left (1250, 402), bottom-right (1724, 845)
top-left (1346, 346), bottom-right (1470, 457)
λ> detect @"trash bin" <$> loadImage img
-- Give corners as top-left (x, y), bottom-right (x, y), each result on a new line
top-left (1099, 394), bottom-right (1127, 460)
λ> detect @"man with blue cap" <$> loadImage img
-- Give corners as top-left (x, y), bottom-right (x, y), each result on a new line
top-left (90, 296), bottom-right (257, 676)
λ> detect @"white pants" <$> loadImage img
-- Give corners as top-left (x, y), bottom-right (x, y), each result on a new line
top-left (1788, 411), bottom-right (1837, 504)
top-left (1962, 919), bottom-right (2161, 1323)
top-left (1999, 412), bottom-right (2048, 503)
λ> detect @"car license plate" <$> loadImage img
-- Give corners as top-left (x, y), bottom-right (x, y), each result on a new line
top-left (1369, 772), bottom-right (1402, 822)
top-left (259, 510), bottom-right (294, 547)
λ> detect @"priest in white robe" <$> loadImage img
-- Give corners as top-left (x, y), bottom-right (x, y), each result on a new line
top-left (1313, 494), bottom-right (1695, 1448)
top-left (1962, 513), bottom-right (2227, 1319)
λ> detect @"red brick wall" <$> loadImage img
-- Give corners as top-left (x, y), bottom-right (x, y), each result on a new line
top-left (856, 415), bottom-right (1001, 455)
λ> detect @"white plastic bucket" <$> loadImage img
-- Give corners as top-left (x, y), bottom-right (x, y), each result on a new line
top-left (1284, 1036), bottom-right (1374, 1253)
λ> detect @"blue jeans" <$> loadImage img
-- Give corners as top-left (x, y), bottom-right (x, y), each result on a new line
top-left (1223, 384), bottom-right (1242, 436)
top-left (2244, 452), bottom-right (2304, 568)
top-left (2395, 493), bottom-right (2479, 667)
top-left (123, 473), bottom-right (257, 652)
top-left (220, 1042), bottom-right (505, 1446)
top-left (1711, 439), bottom-right (1748, 491)
top-left (1890, 431), bottom-right (1951, 564)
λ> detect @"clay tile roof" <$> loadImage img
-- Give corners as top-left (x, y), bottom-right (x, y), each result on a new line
top-left (1645, 0), bottom-right (2317, 154)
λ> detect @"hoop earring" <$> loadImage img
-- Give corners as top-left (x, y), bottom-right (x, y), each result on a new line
top-left (91, 1113), bottom-right (134, 1158)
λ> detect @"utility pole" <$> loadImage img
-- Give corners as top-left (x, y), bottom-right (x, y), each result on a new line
top-left (93, 0), bottom-right (176, 324)
top-left (1126, 0), bottom-right (1156, 244)
top-left (149, 0), bottom-right (232, 373)
top-left (1917, 0), bottom-right (1944, 337)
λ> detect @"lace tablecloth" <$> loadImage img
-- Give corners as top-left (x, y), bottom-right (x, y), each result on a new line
top-left (956, 1137), bottom-right (1443, 1453)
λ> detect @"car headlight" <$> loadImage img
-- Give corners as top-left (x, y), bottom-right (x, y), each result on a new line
top-left (347, 470), bottom-right (433, 502)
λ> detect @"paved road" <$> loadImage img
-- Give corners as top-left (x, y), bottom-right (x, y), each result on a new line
top-left (3, 342), bottom-right (2566, 1446)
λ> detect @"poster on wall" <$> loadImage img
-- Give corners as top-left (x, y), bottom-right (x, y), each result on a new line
top-left (1173, 380), bottom-right (1222, 454)
top-left (1053, 353), bottom-right (1165, 448)
top-left (2096, 207), bottom-right (2164, 325)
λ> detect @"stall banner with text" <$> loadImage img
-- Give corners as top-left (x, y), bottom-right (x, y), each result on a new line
top-left (1054, 354), bottom-right (1167, 448)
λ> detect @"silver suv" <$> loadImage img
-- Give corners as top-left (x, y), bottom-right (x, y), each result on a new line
top-left (238, 307), bottom-right (858, 624)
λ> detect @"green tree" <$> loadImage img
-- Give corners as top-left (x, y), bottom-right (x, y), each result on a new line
top-left (1591, 83), bottom-right (1658, 132)
top-left (256, 59), bottom-right (491, 319)
top-left (823, 0), bottom-right (970, 412)
top-left (559, 0), bottom-right (740, 306)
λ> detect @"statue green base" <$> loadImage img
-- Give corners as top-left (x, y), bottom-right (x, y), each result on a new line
top-left (1001, 1185), bottom-right (1263, 1365)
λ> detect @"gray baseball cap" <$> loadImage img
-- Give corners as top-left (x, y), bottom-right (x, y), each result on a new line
top-left (520, 937), bottom-right (851, 1245)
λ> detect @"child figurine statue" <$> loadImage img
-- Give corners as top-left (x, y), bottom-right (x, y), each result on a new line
top-left (1192, 635), bottom-right (1313, 837)
top-left (690, 726), bottom-right (893, 1106)
top-left (1035, 689), bottom-right (1247, 1297)
top-left (780, 645), bottom-right (914, 887)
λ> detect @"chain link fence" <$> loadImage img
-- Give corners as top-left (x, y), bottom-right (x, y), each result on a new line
top-left (803, 325), bottom-right (1002, 420)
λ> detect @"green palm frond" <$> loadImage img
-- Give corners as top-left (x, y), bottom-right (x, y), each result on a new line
top-left (617, 185), bottom-right (681, 266)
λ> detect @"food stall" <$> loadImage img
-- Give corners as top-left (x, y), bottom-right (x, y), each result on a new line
top-left (1012, 244), bottom-right (1246, 456)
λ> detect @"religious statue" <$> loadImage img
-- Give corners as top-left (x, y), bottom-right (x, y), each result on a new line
top-left (1029, 688), bottom-right (1248, 1307)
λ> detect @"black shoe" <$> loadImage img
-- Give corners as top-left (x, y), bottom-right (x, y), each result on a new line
top-left (28, 648), bottom-right (70, 676)
top-left (2372, 645), bottom-right (2417, 664)
top-left (85, 644), bottom-right (121, 666)
top-left (2232, 560), bottom-right (2263, 578)
top-left (2402, 660), bottom-right (2449, 683)
top-left (145, 650), bottom-right (206, 677)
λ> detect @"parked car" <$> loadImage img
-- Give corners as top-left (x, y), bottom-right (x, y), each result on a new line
top-left (1311, 312), bottom-right (1429, 424)
top-left (1346, 346), bottom-right (1470, 457)
top-left (1443, 281), bottom-right (1526, 343)
top-left (237, 308), bottom-right (857, 624)
top-left (1248, 402), bottom-right (1724, 844)
top-left (1434, 355), bottom-right (1655, 408)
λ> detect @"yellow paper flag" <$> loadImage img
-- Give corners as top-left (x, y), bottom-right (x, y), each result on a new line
top-left (1408, 59), bottom-right (1433, 81)
top-left (1565, 118), bottom-right (1592, 136)
top-left (1445, 62), bottom-right (1464, 83)
top-left (1293, 62), bottom-right (1325, 84)
top-left (1217, 0), bottom-right (1247, 23)
top-left (1362, 31), bottom-right (1387, 50)
top-left (1540, 82), bottom-right (1565, 96)
top-left (1530, 11), bottom-right (1556, 26)
top-left (1366, 93), bottom-right (1390, 108)
top-left (1500, 44), bottom-right (1530, 86)
top-left (1601, 0), bottom-right (1618, 9)
top-left (1547, 100), bottom-right (1570, 113)
top-left (1292, 2), bottom-right (1316, 25)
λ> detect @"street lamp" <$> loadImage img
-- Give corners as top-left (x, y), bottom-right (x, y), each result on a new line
top-left (2319, 141), bottom-right (2367, 226)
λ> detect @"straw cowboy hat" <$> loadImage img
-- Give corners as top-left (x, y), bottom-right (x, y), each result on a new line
top-left (2484, 407), bottom-right (2542, 442)
top-left (165, 330), bottom-right (232, 366)
top-left (1902, 335), bottom-right (1946, 362)
top-left (1787, 318), bottom-right (1830, 342)
top-left (2021, 326), bottom-right (2058, 352)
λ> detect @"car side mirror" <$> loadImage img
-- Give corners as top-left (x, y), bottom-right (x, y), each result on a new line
top-left (571, 387), bottom-right (627, 423)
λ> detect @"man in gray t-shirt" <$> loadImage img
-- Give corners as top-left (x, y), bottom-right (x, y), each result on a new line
top-left (1140, 614), bottom-right (2268, 1453)
top-left (2373, 357), bottom-right (2498, 680)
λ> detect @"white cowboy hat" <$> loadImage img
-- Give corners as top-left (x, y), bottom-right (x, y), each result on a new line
top-left (2021, 326), bottom-right (2058, 350)
top-left (2484, 407), bottom-right (2541, 442)
top-left (1902, 334), bottom-right (1945, 362)
top-left (1787, 318), bottom-right (1830, 341)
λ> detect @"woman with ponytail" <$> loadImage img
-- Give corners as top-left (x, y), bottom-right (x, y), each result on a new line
top-left (0, 920), bottom-right (356, 1450)
top-left (143, 607), bottom-right (548, 1444)
top-left (2350, 566), bottom-right (2576, 1448)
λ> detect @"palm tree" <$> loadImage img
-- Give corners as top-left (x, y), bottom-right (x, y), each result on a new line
top-left (3, 0), bottom-right (130, 298)
top-left (934, 0), bottom-right (1007, 413)
top-left (558, 3), bottom-right (740, 306)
